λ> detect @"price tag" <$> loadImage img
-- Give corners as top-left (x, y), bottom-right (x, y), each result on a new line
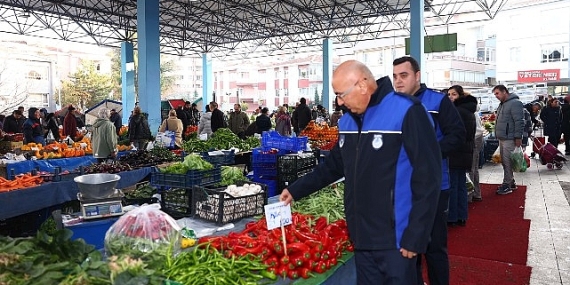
top-left (264, 202), bottom-right (292, 230)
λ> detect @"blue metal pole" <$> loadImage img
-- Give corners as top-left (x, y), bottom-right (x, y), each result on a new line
top-left (202, 53), bottom-right (213, 108)
top-left (121, 42), bottom-right (135, 125)
top-left (410, 0), bottom-right (426, 80)
top-left (323, 38), bottom-right (333, 112)
top-left (137, 0), bottom-right (161, 134)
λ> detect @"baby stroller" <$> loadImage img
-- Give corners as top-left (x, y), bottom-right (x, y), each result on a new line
top-left (537, 141), bottom-right (567, 169)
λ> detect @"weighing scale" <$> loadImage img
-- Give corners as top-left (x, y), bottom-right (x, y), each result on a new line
top-left (77, 189), bottom-right (125, 220)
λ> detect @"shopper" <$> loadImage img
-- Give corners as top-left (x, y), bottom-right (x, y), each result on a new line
top-left (292, 98), bottom-right (312, 133)
top-left (128, 106), bottom-right (151, 150)
top-left (493, 84), bottom-right (524, 195)
top-left (471, 105), bottom-right (485, 202)
top-left (281, 60), bottom-right (442, 285)
top-left (63, 106), bottom-right (78, 141)
top-left (275, 106), bottom-right (292, 136)
top-left (209, 101), bottom-right (226, 133)
top-left (255, 107), bottom-right (272, 134)
top-left (228, 103), bottom-right (250, 139)
top-left (92, 108), bottom-right (118, 163)
top-left (393, 56), bottom-right (465, 285)
top-left (22, 107), bottom-right (45, 146)
top-left (109, 109), bottom-right (122, 136)
top-left (2, 110), bottom-right (23, 133)
top-left (329, 106), bottom-right (343, 127)
top-left (198, 105), bottom-right (213, 138)
top-left (540, 98), bottom-right (562, 147)
top-left (561, 96), bottom-right (570, 155)
top-left (44, 113), bottom-right (61, 142)
top-left (159, 109), bottom-right (184, 149)
top-left (446, 85), bottom-right (476, 227)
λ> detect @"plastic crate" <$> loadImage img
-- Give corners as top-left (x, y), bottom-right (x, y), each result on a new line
top-left (191, 181), bottom-right (267, 225)
top-left (150, 166), bottom-right (221, 188)
top-left (160, 188), bottom-right (192, 218)
top-left (251, 177), bottom-right (278, 197)
top-left (278, 153), bottom-right (316, 175)
top-left (262, 131), bottom-right (308, 152)
top-left (252, 148), bottom-right (287, 164)
top-left (277, 168), bottom-right (314, 191)
top-left (200, 150), bottom-right (236, 165)
top-left (252, 165), bottom-right (278, 178)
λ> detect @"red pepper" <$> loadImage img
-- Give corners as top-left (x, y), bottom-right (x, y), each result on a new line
top-left (314, 261), bottom-right (327, 274)
top-left (267, 266), bottom-right (278, 275)
top-left (223, 250), bottom-right (234, 259)
top-left (289, 253), bottom-right (305, 267)
top-left (307, 260), bottom-right (318, 270)
top-left (329, 256), bottom-right (338, 267)
top-left (273, 242), bottom-right (284, 255)
top-left (264, 256), bottom-right (278, 267)
top-left (346, 244), bottom-right (354, 252)
top-left (280, 255), bottom-right (290, 265)
top-left (287, 270), bottom-right (299, 279)
top-left (306, 240), bottom-right (324, 251)
top-left (299, 267), bottom-right (313, 279)
top-left (292, 227), bottom-right (320, 242)
top-left (277, 265), bottom-right (289, 278)
top-left (315, 216), bottom-right (328, 231)
top-left (310, 247), bottom-right (322, 260)
top-left (288, 242), bottom-right (311, 253)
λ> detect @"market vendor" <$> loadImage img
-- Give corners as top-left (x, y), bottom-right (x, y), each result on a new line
top-left (22, 107), bottom-right (45, 146)
top-left (280, 60), bottom-right (442, 284)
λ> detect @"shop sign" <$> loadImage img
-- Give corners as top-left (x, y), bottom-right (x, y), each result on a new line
top-left (517, 69), bottom-right (560, 83)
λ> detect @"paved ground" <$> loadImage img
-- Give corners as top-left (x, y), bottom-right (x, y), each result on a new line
top-left (478, 146), bottom-right (570, 285)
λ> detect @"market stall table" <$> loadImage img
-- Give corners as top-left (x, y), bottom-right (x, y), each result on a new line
top-left (0, 166), bottom-right (152, 220)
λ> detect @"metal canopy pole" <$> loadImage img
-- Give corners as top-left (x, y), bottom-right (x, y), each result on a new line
top-left (410, 0), bottom-right (426, 82)
top-left (121, 42), bottom-right (135, 125)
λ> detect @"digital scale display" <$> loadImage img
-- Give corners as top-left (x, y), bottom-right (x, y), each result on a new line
top-left (83, 202), bottom-right (123, 218)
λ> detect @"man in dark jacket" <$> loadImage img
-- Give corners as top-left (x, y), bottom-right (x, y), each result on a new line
top-left (524, 102), bottom-right (542, 130)
top-left (393, 56), bottom-right (465, 285)
top-left (292, 97), bottom-right (312, 133)
top-left (109, 109), bottom-right (122, 136)
top-left (2, 110), bottom-right (23, 133)
top-left (281, 60), bottom-right (441, 284)
top-left (209, 101), bottom-right (226, 133)
top-left (175, 105), bottom-right (188, 135)
top-left (22, 107), bottom-right (45, 145)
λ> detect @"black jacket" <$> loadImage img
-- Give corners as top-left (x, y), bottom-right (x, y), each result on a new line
top-left (561, 104), bottom-right (570, 134)
top-left (110, 113), bottom-right (122, 135)
top-left (448, 95), bottom-right (477, 170)
top-left (255, 114), bottom-right (272, 134)
top-left (45, 114), bottom-right (61, 141)
top-left (540, 106), bottom-right (562, 137)
top-left (128, 114), bottom-right (151, 141)
top-left (292, 103), bottom-right (312, 131)
top-left (288, 77), bottom-right (441, 252)
top-left (210, 109), bottom-right (226, 133)
top-left (2, 115), bottom-right (21, 133)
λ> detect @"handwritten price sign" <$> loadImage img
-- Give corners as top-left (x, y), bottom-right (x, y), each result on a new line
top-left (264, 202), bottom-right (292, 230)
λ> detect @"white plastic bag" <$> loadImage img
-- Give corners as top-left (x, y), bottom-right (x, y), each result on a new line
top-left (156, 131), bottom-right (176, 149)
top-left (104, 204), bottom-right (182, 258)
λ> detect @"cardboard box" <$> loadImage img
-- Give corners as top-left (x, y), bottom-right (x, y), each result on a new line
top-left (0, 141), bottom-right (23, 152)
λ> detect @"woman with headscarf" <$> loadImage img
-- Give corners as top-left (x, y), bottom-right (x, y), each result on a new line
top-left (63, 106), bottom-right (78, 141)
top-left (92, 108), bottom-right (118, 163)
top-left (446, 85), bottom-right (476, 227)
top-left (540, 98), bottom-right (563, 147)
top-left (198, 104), bottom-right (213, 138)
top-left (275, 106), bottom-right (292, 136)
top-left (22, 107), bottom-right (45, 146)
top-left (159, 109), bottom-right (184, 149)
top-left (128, 106), bottom-right (151, 150)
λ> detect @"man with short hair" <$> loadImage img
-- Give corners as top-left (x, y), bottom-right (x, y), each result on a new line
top-left (190, 103), bottom-right (201, 126)
top-left (109, 109), bottom-right (122, 136)
top-left (228, 103), bottom-right (250, 139)
top-left (292, 98), bottom-right (312, 133)
top-left (2, 110), bottom-right (23, 133)
top-left (493, 84), bottom-right (524, 195)
top-left (393, 56), bottom-right (465, 285)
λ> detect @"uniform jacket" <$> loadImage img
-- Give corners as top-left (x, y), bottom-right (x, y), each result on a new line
top-left (92, 118), bottom-right (117, 159)
top-left (448, 95), bottom-right (477, 170)
top-left (288, 77), bottom-right (442, 252)
top-left (159, 116), bottom-right (184, 148)
top-left (414, 85), bottom-right (465, 190)
top-left (495, 94), bottom-right (524, 141)
top-left (228, 111), bottom-right (250, 134)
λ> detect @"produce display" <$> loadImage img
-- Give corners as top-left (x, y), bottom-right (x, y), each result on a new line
top-left (158, 153), bottom-right (213, 174)
top-left (118, 147), bottom-right (178, 168)
top-left (82, 161), bottom-right (133, 174)
top-left (301, 121), bottom-right (339, 150)
top-left (220, 166), bottom-right (248, 186)
top-left (0, 173), bottom-right (43, 192)
top-left (198, 212), bottom-right (353, 279)
top-left (182, 128), bottom-right (260, 152)
top-left (292, 183), bottom-right (345, 222)
top-left (104, 205), bottom-right (181, 259)
top-left (223, 183), bottom-right (264, 197)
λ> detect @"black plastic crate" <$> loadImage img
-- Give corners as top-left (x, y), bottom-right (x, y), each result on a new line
top-left (150, 166), bottom-right (221, 188)
top-left (277, 168), bottom-right (314, 191)
top-left (200, 150), bottom-right (236, 165)
top-left (191, 181), bottom-right (267, 225)
top-left (278, 153), bottom-right (316, 174)
top-left (161, 188), bottom-right (192, 218)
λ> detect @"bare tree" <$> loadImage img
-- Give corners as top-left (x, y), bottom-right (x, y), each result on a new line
top-left (0, 58), bottom-right (31, 115)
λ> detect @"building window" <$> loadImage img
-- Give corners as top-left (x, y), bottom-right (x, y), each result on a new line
top-left (284, 69), bottom-right (289, 78)
top-left (196, 75), bottom-right (202, 81)
top-left (378, 51), bottom-right (384, 66)
top-left (541, 44), bottom-right (568, 63)
top-left (509, 47), bottom-right (521, 62)
top-left (299, 69), bottom-right (308, 79)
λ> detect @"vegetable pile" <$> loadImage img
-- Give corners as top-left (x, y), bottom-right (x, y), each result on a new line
top-left (182, 128), bottom-right (260, 152)
top-left (119, 147), bottom-right (178, 168)
top-left (292, 183), bottom-right (345, 222)
top-left (83, 161), bottom-right (133, 174)
top-left (158, 153), bottom-right (213, 174)
top-left (0, 173), bottom-right (43, 192)
top-left (220, 166), bottom-right (247, 186)
top-left (198, 212), bottom-right (352, 279)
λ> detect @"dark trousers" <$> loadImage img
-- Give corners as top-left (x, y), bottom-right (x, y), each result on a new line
top-left (563, 131), bottom-right (570, 153)
top-left (355, 249), bottom-right (417, 285)
top-left (417, 190), bottom-right (450, 285)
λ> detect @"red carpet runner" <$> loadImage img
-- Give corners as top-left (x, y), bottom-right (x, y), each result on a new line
top-left (446, 183), bottom-right (532, 284)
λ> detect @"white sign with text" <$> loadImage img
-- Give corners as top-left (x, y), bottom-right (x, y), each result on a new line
top-left (264, 202), bottom-right (292, 230)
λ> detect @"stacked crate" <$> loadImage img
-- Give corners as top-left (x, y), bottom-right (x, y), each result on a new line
top-left (250, 148), bottom-right (284, 197)
top-left (277, 153), bottom-right (316, 192)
